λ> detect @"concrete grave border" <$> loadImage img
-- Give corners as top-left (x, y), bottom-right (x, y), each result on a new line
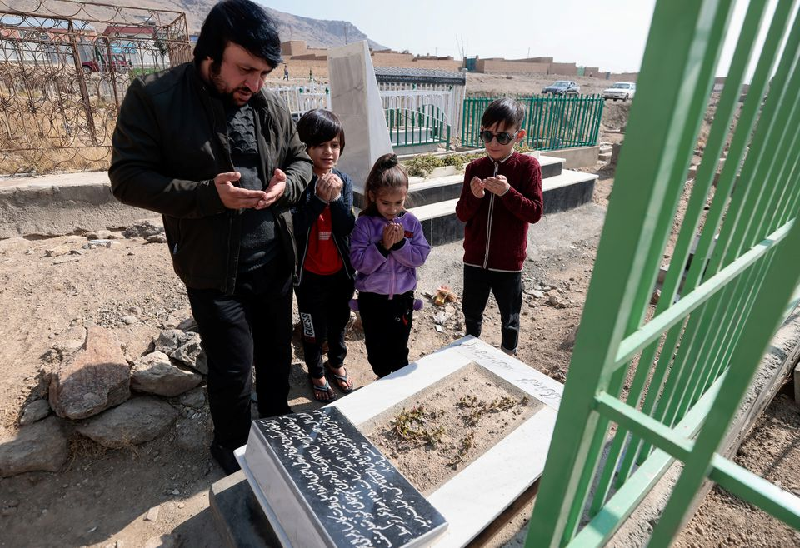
top-left (236, 336), bottom-right (563, 547)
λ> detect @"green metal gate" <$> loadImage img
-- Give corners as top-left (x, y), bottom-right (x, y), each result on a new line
top-left (461, 95), bottom-right (604, 150)
top-left (526, 0), bottom-right (800, 546)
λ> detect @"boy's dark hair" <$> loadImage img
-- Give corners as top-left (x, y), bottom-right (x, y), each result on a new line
top-left (481, 97), bottom-right (525, 130)
top-left (193, 0), bottom-right (282, 68)
top-left (296, 109), bottom-right (346, 153)
top-left (361, 153), bottom-right (408, 216)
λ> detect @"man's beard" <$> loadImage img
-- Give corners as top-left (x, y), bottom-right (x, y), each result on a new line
top-left (209, 60), bottom-right (252, 107)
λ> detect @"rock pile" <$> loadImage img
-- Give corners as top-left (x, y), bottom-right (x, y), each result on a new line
top-left (1, 316), bottom-right (208, 477)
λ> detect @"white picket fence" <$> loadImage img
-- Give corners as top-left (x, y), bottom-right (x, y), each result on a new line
top-left (267, 82), bottom-right (464, 147)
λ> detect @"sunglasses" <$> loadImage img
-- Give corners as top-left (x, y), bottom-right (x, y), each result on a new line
top-left (480, 130), bottom-right (517, 145)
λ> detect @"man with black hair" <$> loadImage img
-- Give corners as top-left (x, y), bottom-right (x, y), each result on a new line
top-left (109, 0), bottom-right (312, 475)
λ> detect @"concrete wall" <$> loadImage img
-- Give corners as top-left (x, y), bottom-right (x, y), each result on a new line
top-left (0, 172), bottom-right (152, 238)
top-left (281, 40), bottom-right (307, 56)
top-left (405, 58), bottom-right (461, 71)
top-left (277, 49), bottom-right (461, 80)
top-left (475, 59), bottom-right (549, 74)
top-left (372, 51), bottom-right (414, 65)
top-left (607, 72), bottom-right (639, 81)
top-left (548, 62), bottom-right (578, 76)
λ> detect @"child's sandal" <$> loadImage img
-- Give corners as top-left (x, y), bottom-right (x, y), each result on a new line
top-left (310, 376), bottom-right (336, 402)
top-left (326, 366), bottom-right (354, 393)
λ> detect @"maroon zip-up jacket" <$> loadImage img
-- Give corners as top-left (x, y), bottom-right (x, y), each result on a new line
top-left (455, 152), bottom-right (543, 271)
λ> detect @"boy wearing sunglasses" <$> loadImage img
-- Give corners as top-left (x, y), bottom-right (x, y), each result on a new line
top-left (455, 97), bottom-right (543, 355)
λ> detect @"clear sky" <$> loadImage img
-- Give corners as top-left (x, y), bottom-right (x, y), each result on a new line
top-left (257, 0), bottom-right (658, 73)
top-left (257, 0), bottom-right (782, 77)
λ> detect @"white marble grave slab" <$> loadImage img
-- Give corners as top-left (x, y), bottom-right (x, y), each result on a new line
top-left (238, 337), bottom-right (562, 547)
top-left (332, 336), bottom-right (563, 547)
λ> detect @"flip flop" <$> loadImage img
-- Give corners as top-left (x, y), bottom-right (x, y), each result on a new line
top-left (310, 376), bottom-right (336, 402)
top-left (326, 365), bottom-right (354, 394)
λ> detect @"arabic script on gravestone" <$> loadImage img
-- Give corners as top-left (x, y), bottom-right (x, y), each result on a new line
top-left (257, 409), bottom-right (441, 547)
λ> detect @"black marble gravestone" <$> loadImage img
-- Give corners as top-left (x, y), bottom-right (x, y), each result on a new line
top-left (243, 406), bottom-right (448, 547)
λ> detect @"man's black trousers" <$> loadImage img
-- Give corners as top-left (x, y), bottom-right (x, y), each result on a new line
top-left (187, 259), bottom-right (293, 450)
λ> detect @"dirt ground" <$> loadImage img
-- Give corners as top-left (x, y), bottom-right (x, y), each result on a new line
top-left (0, 200), bottom-right (600, 548)
top-left (0, 74), bottom-right (797, 547)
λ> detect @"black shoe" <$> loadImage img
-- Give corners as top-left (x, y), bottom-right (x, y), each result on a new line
top-left (210, 442), bottom-right (241, 476)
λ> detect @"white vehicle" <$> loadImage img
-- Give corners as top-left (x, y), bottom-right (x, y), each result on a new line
top-left (602, 81), bottom-right (636, 101)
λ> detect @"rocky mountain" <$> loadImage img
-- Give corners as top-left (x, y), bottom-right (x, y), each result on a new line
top-left (104, 0), bottom-right (386, 50)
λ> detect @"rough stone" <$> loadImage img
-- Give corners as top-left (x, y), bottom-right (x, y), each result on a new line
top-left (123, 220), bottom-right (164, 239)
top-left (143, 535), bottom-right (176, 548)
top-left (0, 417), bottom-right (69, 476)
top-left (178, 387), bottom-right (206, 409)
top-left (175, 317), bottom-right (198, 332)
top-left (144, 505), bottom-right (160, 522)
top-left (131, 351), bottom-right (202, 397)
top-left (51, 326), bottom-right (88, 356)
top-left (49, 326), bottom-right (131, 420)
top-left (169, 332), bottom-right (207, 375)
top-left (76, 397), bottom-right (178, 448)
top-left (85, 230), bottom-right (119, 240)
top-left (19, 399), bottom-right (51, 426)
top-left (154, 329), bottom-right (182, 354)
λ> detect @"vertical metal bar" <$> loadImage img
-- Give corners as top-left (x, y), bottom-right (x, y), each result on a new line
top-left (658, 29), bottom-right (800, 432)
top-left (626, 0), bottom-right (800, 469)
top-left (612, 0), bottom-right (778, 484)
top-left (592, 0), bottom-right (766, 510)
top-left (648, 215), bottom-right (800, 547)
top-left (525, 2), bottom-right (738, 545)
top-left (67, 20), bottom-right (97, 145)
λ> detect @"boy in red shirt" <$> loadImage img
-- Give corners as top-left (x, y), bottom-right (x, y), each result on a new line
top-left (293, 109), bottom-right (356, 400)
top-left (455, 98), bottom-right (543, 355)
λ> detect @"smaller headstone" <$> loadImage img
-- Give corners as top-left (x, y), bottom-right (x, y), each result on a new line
top-left (76, 397), bottom-right (177, 448)
top-left (19, 399), bottom-right (50, 426)
top-left (51, 326), bottom-right (88, 355)
top-left (0, 416), bottom-right (69, 477)
top-left (45, 245), bottom-right (73, 257)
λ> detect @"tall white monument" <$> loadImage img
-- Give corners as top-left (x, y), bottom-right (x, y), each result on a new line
top-left (327, 41), bottom-right (393, 198)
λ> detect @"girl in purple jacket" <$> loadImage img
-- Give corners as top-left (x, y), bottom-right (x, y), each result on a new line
top-left (350, 153), bottom-right (431, 377)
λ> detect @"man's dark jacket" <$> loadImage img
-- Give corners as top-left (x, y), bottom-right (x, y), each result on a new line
top-left (109, 62), bottom-right (312, 294)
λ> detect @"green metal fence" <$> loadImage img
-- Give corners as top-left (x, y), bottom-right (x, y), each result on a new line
top-left (461, 95), bottom-right (604, 150)
top-left (526, 0), bottom-right (800, 546)
top-left (385, 104), bottom-right (451, 149)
